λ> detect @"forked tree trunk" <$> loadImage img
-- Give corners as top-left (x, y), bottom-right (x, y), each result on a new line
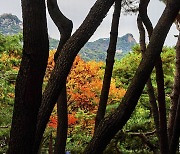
top-left (94, 0), bottom-right (122, 131)
top-left (47, 0), bottom-right (73, 153)
top-left (84, 1), bottom-right (180, 153)
top-left (47, 0), bottom-right (73, 61)
top-left (34, 0), bottom-right (117, 152)
top-left (8, 0), bottom-right (49, 153)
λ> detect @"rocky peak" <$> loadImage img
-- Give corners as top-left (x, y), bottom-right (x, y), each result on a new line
top-left (0, 13), bottom-right (22, 35)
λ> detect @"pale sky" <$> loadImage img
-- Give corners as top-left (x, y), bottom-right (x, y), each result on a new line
top-left (0, 0), bottom-right (178, 46)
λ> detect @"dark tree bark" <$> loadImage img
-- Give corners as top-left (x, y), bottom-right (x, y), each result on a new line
top-left (47, 0), bottom-right (73, 61)
top-left (175, 14), bottom-right (180, 31)
top-left (47, 0), bottom-right (73, 153)
top-left (169, 32), bottom-right (180, 154)
top-left (155, 57), bottom-right (169, 154)
top-left (139, 0), bottom-right (169, 153)
top-left (7, 0), bottom-right (49, 153)
top-left (84, 1), bottom-right (180, 153)
top-left (139, 0), bottom-right (153, 38)
top-left (170, 102), bottom-right (180, 154)
top-left (137, 14), bottom-right (160, 142)
top-left (54, 87), bottom-right (68, 154)
top-left (94, 0), bottom-right (122, 131)
top-left (137, 15), bottom-right (146, 53)
top-left (168, 23), bottom-right (180, 142)
top-left (33, 0), bottom-right (117, 152)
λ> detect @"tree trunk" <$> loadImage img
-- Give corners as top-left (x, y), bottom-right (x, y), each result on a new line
top-left (34, 0), bottom-right (117, 151)
top-left (47, 0), bottom-right (73, 61)
top-left (84, 1), bottom-right (180, 153)
top-left (47, 0), bottom-right (73, 153)
top-left (146, 79), bottom-right (160, 137)
top-left (168, 33), bottom-right (180, 142)
top-left (137, 15), bottom-right (146, 53)
top-left (139, 0), bottom-right (169, 152)
top-left (137, 14), bottom-right (160, 142)
top-left (169, 32), bottom-right (180, 154)
top-left (94, 0), bottom-right (122, 131)
top-left (139, 0), bottom-right (153, 38)
top-left (169, 95), bottom-right (180, 154)
top-left (170, 95), bottom-right (180, 154)
top-left (155, 57), bottom-right (169, 154)
top-left (8, 0), bottom-right (49, 153)
top-left (54, 87), bottom-right (68, 154)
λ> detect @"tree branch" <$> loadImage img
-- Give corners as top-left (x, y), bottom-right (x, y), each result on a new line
top-left (128, 131), bottom-right (157, 153)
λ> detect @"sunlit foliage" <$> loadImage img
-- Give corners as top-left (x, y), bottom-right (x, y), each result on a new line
top-left (45, 51), bottom-right (126, 152)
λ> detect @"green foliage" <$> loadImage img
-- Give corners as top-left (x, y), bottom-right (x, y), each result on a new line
top-left (110, 46), bottom-right (175, 153)
top-left (0, 33), bottom-right (22, 152)
top-left (0, 33), bottom-right (22, 53)
top-left (113, 50), bottom-right (141, 88)
top-left (113, 45), bottom-right (175, 91)
top-left (66, 110), bottom-right (93, 153)
top-left (0, 34), bottom-right (176, 153)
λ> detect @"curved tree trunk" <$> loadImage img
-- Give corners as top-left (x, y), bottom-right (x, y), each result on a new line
top-left (47, 0), bottom-right (73, 61)
top-left (139, 0), bottom-right (153, 38)
top-left (94, 0), bottom-right (122, 131)
top-left (34, 0), bottom-right (117, 152)
top-left (47, 0), bottom-right (73, 153)
top-left (84, 1), bottom-right (180, 153)
top-left (137, 15), bottom-right (146, 53)
top-left (139, 0), bottom-right (169, 153)
top-left (7, 0), bottom-right (49, 153)
top-left (137, 14), bottom-right (160, 146)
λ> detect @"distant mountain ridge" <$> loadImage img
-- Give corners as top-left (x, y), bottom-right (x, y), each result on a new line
top-left (83, 33), bottom-right (136, 53)
top-left (0, 13), bottom-right (137, 61)
top-left (80, 33), bottom-right (136, 61)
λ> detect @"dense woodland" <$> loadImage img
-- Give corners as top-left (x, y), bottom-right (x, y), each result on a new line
top-left (0, 0), bottom-right (180, 153)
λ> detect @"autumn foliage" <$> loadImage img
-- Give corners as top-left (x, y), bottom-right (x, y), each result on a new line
top-left (46, 50), bottom-right (125, 133)
top-left (48, 114), bottom-right (77, 129)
